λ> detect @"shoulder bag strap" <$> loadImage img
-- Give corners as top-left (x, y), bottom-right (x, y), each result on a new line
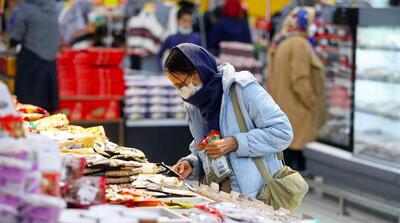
top-left (230, 83), bottom-right (274, 183)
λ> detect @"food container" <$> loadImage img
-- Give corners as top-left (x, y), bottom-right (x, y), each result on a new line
top-left (22, 194), bottom-right (66, 223)
top-left (0, 157), bottom-right (32, 193)
top-left (0, 189), bottom-right (23, 209)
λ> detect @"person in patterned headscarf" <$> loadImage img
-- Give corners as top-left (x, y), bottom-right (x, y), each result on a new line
top-left (267, 7), bottom-right (327, 172)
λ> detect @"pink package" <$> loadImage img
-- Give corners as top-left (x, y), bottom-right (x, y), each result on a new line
top-left (0, 138), bottom-right (31, 160)
top-left (0, 189), bottom-right (23, 209)
top-left (25, 171), bottom-right (41, 194)
top-left (22, 194), bottom-right (66, 223)
top-left (0, 204), bottom-right (18, 223)
top-left (0, 157), bottom-right (32, 193)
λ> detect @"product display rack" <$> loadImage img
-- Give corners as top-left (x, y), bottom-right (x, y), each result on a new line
top-left (353, 9), bottom-right (400, 168)
top-left (305, 7), bottom-right (400, 211)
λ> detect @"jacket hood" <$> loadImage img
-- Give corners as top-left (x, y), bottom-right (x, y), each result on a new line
top-left (218, 63), bottom-right (257, 94)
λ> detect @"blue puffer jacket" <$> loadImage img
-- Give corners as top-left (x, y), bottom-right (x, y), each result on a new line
top-left (181, 63), bottom-right (293, 198)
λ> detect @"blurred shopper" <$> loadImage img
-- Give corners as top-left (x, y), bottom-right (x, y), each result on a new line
top-left (8, 0), bottom-right (59, 112)
top-left (207, 0), bottom-right (252, 55)
top-left (267, 7), bottom-right (327, 172)
top-left (58, 0), bottom-right (94, 49)
top-left (158, 8), bottom-right (201, 71)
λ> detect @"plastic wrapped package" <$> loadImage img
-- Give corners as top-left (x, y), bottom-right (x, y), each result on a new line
top-left (0, 115), bottom-right (25, 138)
top-left (0, 137), bottom-right (32, 160)
top-left (62, 177), bottom-right (106, 208)
top-left (0, 189), bottom-right (23, 209)
top-left (27, 135), bottom-right (62, 196)
top-left (21, 194), bottom-right (66, 223)
top-left (197, 131), bottom-right (231, 184)
top-left (61, 155), bottom-right (87, 183)
top-left (0, 204), bottom-right (18, 223)
top-left (0, 156), bottom-right (32, 193)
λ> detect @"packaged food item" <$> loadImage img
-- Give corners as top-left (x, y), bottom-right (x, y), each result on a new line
top-left (0, 137), bottom-right (31, 160)
top-left (0, 156), bottom-right (32, 193)
top-left (61, 155), bottom-right (87, 183)
top-left (93, 140), bottom-right (147, 163)
top-left (0, 189), bottom-right (23, 209)
top-left (0, 115), bottom-right (25, 138)
top-left (31, 114), bottom-right (69, 131)
top-left (16, 104), bottom-right (49, 115)
top-left (21, 194), bottom-right (66, 223)
top-left (28, 135), bottom-right (62, 196)
top-left (197, 131), bottom-right (231, 184)
top-left (62, 177), bottom-right (106, 208)
top-left (21, 113), bottom-right (48, 122)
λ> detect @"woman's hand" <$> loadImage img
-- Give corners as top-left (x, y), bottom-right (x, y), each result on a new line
top-left (205, 137), bottom-right (238, 159)
top-left (172, 161), bottom-right (192, 180)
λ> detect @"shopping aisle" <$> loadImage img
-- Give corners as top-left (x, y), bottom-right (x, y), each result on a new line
top-left (297, 193), bottom-right (395, 223)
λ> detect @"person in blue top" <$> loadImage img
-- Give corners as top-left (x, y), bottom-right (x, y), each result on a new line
top-left (207, 0), bottom-right (252, 55)
top-left (164, 43), bottom-right (293, 197)
top-left (158, 8), bottom-right (201, 71)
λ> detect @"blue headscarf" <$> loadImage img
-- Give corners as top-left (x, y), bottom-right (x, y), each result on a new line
top-left (175, 43), bottom-right (223, 134)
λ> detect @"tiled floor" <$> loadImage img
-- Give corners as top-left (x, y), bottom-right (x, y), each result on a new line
top-left (296, 193), bottom-right (397, 223)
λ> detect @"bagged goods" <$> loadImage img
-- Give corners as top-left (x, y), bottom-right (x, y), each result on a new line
top-left (197, 131), bottom-right (231, 184)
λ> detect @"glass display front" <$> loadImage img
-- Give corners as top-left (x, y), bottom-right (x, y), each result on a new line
top-left (314, 11), bottom-right (354, 150)
top-left (354, 26), bottom-right (400, 166)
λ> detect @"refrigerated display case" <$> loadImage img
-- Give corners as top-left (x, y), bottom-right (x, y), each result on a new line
top-left (314, 7), bottom-right (357, 151)
top-left (353, 9), bottom-right (400, 168)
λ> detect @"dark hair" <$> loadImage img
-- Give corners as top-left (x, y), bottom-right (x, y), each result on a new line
top-left (164, 48), bottom-right (196, 75)
top-left (177, 8), bottom-right (193, 20)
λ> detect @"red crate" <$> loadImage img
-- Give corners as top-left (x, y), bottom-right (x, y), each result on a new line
top-left (88, 48), bottom-right (125, 66)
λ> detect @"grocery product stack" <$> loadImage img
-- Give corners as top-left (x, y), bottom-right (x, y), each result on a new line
top-left (56, 48), bottom-right (125, 121)
top-left (0, 83), bottom-right (66, 223)
top-left (216, 41), bottom-right (264, 84)
top-left (0, 52), bottom-right (16, 93)
top-left (1, 83), bottom-right (315, 223)
top-left (124, 74), bottom-right (186, 121)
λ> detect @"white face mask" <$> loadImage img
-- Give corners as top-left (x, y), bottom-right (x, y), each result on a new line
top-left (178, 25), bottom-right (192, 35)
top-left (179, 76), bottom-right (202, 99)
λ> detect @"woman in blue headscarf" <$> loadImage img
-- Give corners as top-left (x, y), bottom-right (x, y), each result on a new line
top-left (165, 43), bottom-right (293, 197)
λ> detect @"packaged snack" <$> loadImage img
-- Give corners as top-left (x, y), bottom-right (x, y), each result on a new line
top-left (0, 189), bottom-right (23, 209)
top-left (28, 135), bottom-right (62, 196)
top-left (0, 137), bottom-right (31, 160)
top-left (21, 113), bottom-right (48, 122)
top-left (0, 115), bottom-right (25, 138)
top-left (16, 104), bottom-right (49, 115)
top-left (61, 155), bottom-right (87, 183)
top-left (31, 114), bottom-right (69, 131)
top-left (25, 170), bottom-right (42, 194)
top-left (21, 194), bottom-right (66, 223)
top-left (62, 177), bottom-right (106, 208)
top-left (197, 131), bottom-right (231, 184)
top-left (0, 156), bottom-right (32, 193)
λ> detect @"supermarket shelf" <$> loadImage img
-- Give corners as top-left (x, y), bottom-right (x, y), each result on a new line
top-left (356, 108), bottom-right (400, 121)
top-left (126, 119), bottom-right (188, 127)
top-left (358, 45), bottom-right (400, 52)
top-left (357, 75), bottom-right (400, 85)
top-left (60, 96), bottom-right (124, 101)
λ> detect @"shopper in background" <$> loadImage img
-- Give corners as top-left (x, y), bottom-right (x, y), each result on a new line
top-left (158, 8), bottom-right (201, 71)
top-left (58, 0), bottom-right (95, 49)
top-left (8, 0), bottom-right (59, 112)
top-left (207, 0), bottom-right (252, 55)
top-left (267, 7), bottom-right (327, 173)
top-left (165, 43), bottom-right (293, 197)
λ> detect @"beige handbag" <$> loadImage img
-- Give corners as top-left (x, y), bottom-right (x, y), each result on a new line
top-left (230, 83), bottom-right (309, 213)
